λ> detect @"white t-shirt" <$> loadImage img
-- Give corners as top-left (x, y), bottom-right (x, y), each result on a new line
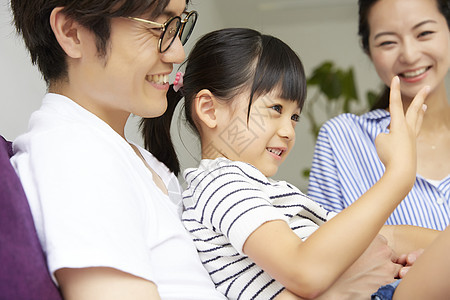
top-left (11, 93), bottom-right (225, 300)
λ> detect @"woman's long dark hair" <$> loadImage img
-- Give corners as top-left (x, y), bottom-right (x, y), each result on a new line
top-left (141, 28), bottom-right (307, 176)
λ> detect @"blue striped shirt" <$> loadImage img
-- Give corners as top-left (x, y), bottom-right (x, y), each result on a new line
top-left (308, 109), bottom-right (450, 230)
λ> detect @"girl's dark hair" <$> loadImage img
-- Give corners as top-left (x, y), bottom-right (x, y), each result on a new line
top-left (358, 0), bottom-right (450, 110)
top-left (140, 86), bottom-right (183, 175)
top-left (141, 28), bottom-right (307, 175)
top-left (11, 0), bottom-right (173, 84)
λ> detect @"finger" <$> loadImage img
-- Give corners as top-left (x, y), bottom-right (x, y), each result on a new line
top-left (393, 263), bottom-right (402, 278)
top-left (406, 248), bottom-right (425, 266)
top-left (388, 76), bottom-right (405, 130)
top-left (414, 104), bottom-right (427, 135)
top-left (405, 85), bottom-right (430, 131)
top-left (399, 266), bottom-right (411, 278)
top-left (395, 253), bottom-right (408, 265)
top-left (390, 248), bottom-right (399, 263)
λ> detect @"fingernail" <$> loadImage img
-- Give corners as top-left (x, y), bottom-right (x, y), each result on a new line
top-left (400, 269), bottom-right (407, 277)
top-left (422, 104), bottom-right (427, 112)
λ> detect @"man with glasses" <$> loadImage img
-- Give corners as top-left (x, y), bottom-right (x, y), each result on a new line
top-left (9, 0), bottom-right (226, 299)
top-left (129, 10), bottom-right (198, 53)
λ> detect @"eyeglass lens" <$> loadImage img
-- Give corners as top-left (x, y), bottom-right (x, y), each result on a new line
top-left (160, 12), bottom-right (197, 52)
top-left (161, 17), bottom-right (181, 52)
top-left (180, 12), bottom-right (197, 45)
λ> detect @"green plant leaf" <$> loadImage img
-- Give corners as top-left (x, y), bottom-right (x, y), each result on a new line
top-left (342, 68), bottom-right (358, 101)
top-left (320, 71), bottom-right (342, 100)
top-left (304, 60), bottom-right (372, 148)
top-left (366, 90), bottom-right (379, 108)
top-left (302, 168), bottom-right (310, 178)
top-left (341, 68), bottom-right (359, 112)
top-left (307, 61), bottom-right (334, 85)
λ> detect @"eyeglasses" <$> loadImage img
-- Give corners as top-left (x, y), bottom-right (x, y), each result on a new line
top-left (128, 10), bottom-right (198, 53)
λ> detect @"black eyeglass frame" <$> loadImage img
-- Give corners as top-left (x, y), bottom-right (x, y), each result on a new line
top-left (128, 10), bottom-right (198, 53)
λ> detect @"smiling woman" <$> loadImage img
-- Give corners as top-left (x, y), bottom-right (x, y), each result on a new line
top-left (309, 0), bottom-right (450, 231)
top-left (368, 0), bottom-right (449, 99)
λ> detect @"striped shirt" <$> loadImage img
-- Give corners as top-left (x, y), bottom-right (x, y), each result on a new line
top-left (308, 109), bottom-right (450, 230)
top-left (182, 158), bottom-right (335, 300)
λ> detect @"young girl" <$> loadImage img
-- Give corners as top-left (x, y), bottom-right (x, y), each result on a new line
top-left (143, 28), bottom-right (445, 299)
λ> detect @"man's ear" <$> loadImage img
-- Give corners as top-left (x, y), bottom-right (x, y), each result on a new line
top-left (194, 89), bottom-right (218, 129)
top-left (50, 7), bottom-right (82, 58)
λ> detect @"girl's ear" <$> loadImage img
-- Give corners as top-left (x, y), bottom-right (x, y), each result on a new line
top-left (50, 7), bottom-right (82, 58)
top-left (194, 89), bottom-right (218, 129)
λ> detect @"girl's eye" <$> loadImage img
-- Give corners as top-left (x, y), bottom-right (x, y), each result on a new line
top-left (271, 104), bottom-right (282, 114)
top-left (291, 114), bottom-right (300, 122)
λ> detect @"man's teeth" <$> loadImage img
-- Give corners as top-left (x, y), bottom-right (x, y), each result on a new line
top-left (402, 67), bottom-right (428, 78)
top-left (149, 74), bottom-right (169, 84)
top-left (268, 148), bottom-right (282, 156)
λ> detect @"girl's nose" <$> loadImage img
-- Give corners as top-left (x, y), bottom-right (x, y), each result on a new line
top-left (278, 119), bottom-right (295, 141)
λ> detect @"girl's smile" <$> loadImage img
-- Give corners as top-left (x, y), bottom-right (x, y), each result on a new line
top-left (212, 90), bottom-right (300, 178)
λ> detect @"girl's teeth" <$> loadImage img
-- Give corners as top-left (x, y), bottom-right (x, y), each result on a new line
top-left (402, 67), bottom-right (427, 78)
top-left (268, 148), bottom-right (282, 156)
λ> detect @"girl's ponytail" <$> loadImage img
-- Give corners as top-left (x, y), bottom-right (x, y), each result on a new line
top-left (140, 85), bottom-right (183, 176)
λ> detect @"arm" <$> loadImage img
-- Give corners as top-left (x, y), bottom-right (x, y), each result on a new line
top-left (314, 234), bottom-right (402, 300)
top-left (380, 225), bottom-right (439, 255)
top-left (56, 267), bottom-right (161, 300)
top-left (393, 225), bottom-right (450, 300)
top-left (378, 224), bottom-right (439, 278)
top-left (253, 234), bottom-right (403, 300)
top-left (244, 77), bottom-right (429, 299)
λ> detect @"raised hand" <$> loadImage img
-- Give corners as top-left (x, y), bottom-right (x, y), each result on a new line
top-left (374, 76), bottom-right (429, 186)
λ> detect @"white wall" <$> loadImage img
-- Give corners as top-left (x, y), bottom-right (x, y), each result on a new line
top-left (0, 0), bottom-right (46, 141)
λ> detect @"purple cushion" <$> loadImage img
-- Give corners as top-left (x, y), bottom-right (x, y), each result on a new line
top-left (0, 136), bottom-right (62, 299)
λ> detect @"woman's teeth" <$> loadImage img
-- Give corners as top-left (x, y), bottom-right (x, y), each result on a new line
top-left (267, 148), bottom-right (282, 156)
top-left (402, 67), bottom-right (428, 78)
top-left (148, 74), bottom-right (169, 84)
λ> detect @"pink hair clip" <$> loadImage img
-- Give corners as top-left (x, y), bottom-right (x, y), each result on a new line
top-left (173, 72), bottom-right (184, 92)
